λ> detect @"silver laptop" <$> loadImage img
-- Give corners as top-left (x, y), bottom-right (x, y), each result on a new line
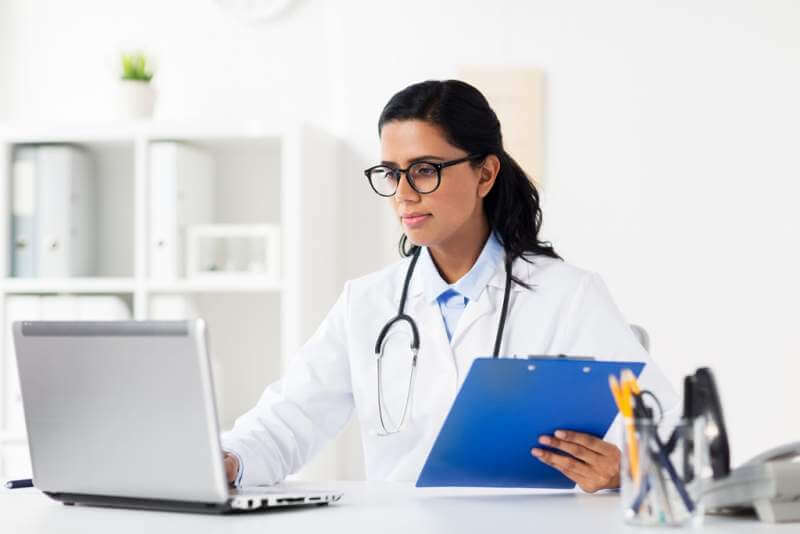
top-left (12, 319), bottom-right (342, 513)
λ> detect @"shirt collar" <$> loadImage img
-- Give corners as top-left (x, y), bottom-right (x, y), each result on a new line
top-left (418, 232), bottom-right (505, 304)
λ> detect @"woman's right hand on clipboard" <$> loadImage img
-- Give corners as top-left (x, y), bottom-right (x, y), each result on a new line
top-left (531, 430), bottom-right (622, 493)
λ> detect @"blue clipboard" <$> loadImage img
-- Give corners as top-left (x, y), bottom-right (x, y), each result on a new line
top-left (416, 356), bottom-right (645, 488)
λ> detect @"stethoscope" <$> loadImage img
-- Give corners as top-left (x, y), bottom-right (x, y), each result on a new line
top-left (373, 246), bottom-right (514, 435)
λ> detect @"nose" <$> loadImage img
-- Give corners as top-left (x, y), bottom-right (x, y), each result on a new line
top-left (394, 171), bottom-right (419, 202)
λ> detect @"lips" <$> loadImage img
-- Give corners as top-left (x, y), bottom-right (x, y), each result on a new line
top-left (401, 213), bottom-right (431, 228)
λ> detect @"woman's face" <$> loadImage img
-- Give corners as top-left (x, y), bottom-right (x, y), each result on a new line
top-left (379, 120), bottom-right (493, 250)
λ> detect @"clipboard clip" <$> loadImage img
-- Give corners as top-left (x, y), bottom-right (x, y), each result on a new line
top-left (522, 354), bottom-right (596, 361)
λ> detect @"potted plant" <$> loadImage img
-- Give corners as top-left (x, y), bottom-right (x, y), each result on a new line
top-left (117, 51), bottom-right (156, 119)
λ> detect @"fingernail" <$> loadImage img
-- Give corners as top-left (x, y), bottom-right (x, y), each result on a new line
top-left (539, 436), bottom-right (551, 445)
top-left (555, 430), bottom-right (566, 439)
top-left (531, 448), bottom-right (543, 457)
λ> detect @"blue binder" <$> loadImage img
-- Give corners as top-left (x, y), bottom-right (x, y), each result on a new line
top-left (416, 356), bottom-right (645, 488)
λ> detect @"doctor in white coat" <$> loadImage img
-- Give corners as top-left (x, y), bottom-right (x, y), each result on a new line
top-left (221, 80), bottom-right (678, 493)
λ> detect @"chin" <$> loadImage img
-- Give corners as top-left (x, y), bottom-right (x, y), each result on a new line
top-left (403, 229), bottom-right (440, 250)
top-left (402, 230), bottom-right (427, 248)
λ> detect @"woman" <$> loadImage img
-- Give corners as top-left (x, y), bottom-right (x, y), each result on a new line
top-left (221, 80), bottom-right (678, 493)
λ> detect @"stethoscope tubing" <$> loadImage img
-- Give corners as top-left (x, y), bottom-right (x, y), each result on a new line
top-left (374, 244), bottom-right (514, 434)
top-left (376, 246), bottom-right (513, 359)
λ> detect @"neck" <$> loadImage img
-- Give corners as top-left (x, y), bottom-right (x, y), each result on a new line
top-left (428, 218), bottom-right (491, 284)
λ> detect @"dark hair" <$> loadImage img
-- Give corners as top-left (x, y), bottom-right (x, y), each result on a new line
top-left (378, 79), bottom-right (561, 281)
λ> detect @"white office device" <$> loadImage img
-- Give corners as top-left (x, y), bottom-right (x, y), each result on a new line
top-left (12, 319), bottom-right (342, 513)
top-left (149, 142), bottom-right (215, 279)
top-left (11, 145), bottom-right (94, 277)
top-left (700, 443), bottom-right (800, 523)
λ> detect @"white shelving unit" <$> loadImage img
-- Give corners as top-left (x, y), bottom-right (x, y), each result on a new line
top-left (0, 121), bottom-right (343, 479)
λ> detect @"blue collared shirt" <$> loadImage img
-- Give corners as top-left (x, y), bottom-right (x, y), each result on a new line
top-left (417, 232), bottom-right (505, 341)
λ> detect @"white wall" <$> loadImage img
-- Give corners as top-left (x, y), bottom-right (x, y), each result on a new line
top-left (0, 1), bottom-right (14, 119)
top-left (1, 0), bottom-right (797, 470)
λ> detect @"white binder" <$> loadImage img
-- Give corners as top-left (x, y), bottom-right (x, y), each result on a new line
top-left (10, 145), bottom-right (95, 278)
top-left (11, 148), bottom-right (38, 277)
top-left (149, 142), bottom-right (215, 279)
top-left (36, 146), bottom-right (94, 277)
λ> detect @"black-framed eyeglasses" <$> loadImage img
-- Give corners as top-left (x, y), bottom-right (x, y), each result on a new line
top-left (364, 154), bottom-right (485, 197)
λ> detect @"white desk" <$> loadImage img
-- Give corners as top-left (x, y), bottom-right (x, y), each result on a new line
top-left (1, 481), bottom-right (795, 533)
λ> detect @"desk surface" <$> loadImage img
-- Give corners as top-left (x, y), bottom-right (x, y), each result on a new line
top-left (1, 481), bottom-right (795, 533)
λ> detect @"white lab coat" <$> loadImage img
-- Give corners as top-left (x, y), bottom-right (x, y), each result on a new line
top-left (221, 253), bottom-right (679, 487)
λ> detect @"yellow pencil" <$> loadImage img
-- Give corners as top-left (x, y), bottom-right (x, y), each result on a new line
top-left (610, 372), bottom-right (640, 482)
top-left (608, 375), bottom-right (624, 412)
top-left (622, 368), bottom-right (641, 395)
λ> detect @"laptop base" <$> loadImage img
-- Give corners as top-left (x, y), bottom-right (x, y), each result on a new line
top-left (45, 491), bottom-right (336, 514)
top-left (46, 492), bottom-right (233, 514)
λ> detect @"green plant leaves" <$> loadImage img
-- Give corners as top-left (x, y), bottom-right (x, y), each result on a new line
top-left (121, 51), bottom-right (154, 82)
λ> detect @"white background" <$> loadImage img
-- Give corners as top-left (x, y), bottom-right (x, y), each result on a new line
top-left (0, 0), bottom-right (797, 470)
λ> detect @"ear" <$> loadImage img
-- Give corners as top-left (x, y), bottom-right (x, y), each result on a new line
top-left (477, 154), bottom-right (501, 199)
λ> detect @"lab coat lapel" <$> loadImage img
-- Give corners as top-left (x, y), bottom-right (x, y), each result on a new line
top-left (449, 288), bottom-right (496, 349)
top-left (394, 269), bottom-right (458, 377)
top-left (449, 256), bottom-right (530, 350)
top-left (409, 292), bottom-right (457, 375)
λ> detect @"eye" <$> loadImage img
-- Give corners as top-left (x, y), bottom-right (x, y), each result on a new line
top-left (413, 164), bottom-right (437, 177)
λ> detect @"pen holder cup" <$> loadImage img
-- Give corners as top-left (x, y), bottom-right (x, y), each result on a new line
top-left (620, 418), bottom-right (705, 527)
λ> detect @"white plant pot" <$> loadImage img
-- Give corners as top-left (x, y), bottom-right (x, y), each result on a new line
top-left (117, 79), bottom-right (156, 119)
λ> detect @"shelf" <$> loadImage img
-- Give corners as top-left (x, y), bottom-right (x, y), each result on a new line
top-left (0, 278), bottom-right (137, 294)
top-left (0, 277), bottom-right (284, 294)
top-left (0, 120), bottom-right (284, 144)
top-left (0, 123), bottom-right (342, 477)
top-left (146, 278), bottom-right (282, 294)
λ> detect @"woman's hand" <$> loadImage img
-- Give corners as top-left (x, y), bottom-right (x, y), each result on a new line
top-left (223, 452), bottom-right (239, 486)
top-left (531, 430), bottom-right (621, 493)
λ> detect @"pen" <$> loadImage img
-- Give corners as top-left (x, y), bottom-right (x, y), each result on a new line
top-left (651, 433), bottom-right (695, 513)
top-left (629, 392), bottom-right (696, 517)
top-left (4, 478), bottom-right (33, 489)
top-left (652, 449), bottom-right (674, 523)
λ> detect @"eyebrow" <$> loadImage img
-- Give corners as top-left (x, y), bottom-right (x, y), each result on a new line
top-left (381, 155), bottom-right (446, 166)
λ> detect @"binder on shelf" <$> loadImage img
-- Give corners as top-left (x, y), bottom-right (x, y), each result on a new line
top-left (10, 145), bottom-right (95, 278)
top-left (149, 142), bottom-right (215, 280)
top-left (40, 294), bottom-right (76, 319)
top-left (74, 296), bottom-right (131, 320)
top-left (148, 295), bottom-right (198, 320)
top-left (11, 148), bottom-right (37, 277)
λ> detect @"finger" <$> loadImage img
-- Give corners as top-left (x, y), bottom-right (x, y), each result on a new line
top-left (223, 454), bottom-right (238, 483)
top-left (538, 435), bottom-right (602, 465)
top-left (533, 438), bottom-right (622, 493)
top-left (532, 448), bottom-right (607, 492)
top-left (553, 430), bottom-right (617, 456)
top-left (531, 447), bottom-right (595, 480)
